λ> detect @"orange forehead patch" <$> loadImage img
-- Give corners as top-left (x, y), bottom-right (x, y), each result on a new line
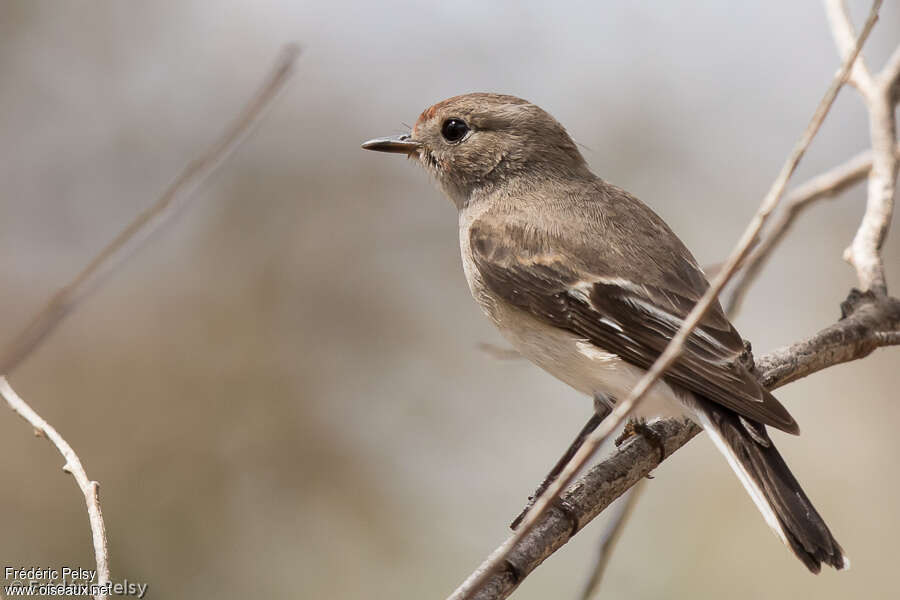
top-left (419, 104), bottom-right (439, 123)
top-left (413, 104), bottom-right (438, 135)
top-left (413, 96), bottom-right (461, 135)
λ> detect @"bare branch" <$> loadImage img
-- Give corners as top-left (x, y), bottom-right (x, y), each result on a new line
top-left (447, 4), bottom-right (881, 599)
top-left (726, 146), bottom-right (898, 316)
top-left (0, 44), bottom-right (301, 376)
top-left (847, 93), bottom-right (897, 293)
top-left (452, 290), bottom-right (900, 600)
top-left (826, 0), bottom-right (897, 293)
top-left (0, 377), bottom-right (110, 600)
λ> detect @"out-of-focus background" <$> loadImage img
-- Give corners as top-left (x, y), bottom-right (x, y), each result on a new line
top-left (1, 1), bottom-right (898, 598)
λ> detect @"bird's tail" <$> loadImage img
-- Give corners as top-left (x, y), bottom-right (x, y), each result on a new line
top-left (693, 401), bottom-right (848, 573)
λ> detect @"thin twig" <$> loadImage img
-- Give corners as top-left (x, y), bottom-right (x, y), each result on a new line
top-left (579, 480), bottom-right (646, 600)
top-left (447, 4), bottom-right (881, 598)
top-left (0, 44), bottom-right (301, 376)
top-left (1, 377), bottom-right (110, 600)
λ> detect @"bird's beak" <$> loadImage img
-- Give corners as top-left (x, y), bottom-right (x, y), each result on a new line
top-left (361, 134), bottom-right (421, 155)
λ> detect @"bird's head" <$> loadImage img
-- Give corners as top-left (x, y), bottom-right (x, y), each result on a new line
top-left (362, 93), bottom-right (589, 207)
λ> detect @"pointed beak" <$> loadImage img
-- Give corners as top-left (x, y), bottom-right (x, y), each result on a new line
top-left (361, 134), bottom-right (421, 155)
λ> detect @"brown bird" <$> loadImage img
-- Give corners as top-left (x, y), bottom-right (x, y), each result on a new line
top-left (362, 93), bottom-right (846, 572)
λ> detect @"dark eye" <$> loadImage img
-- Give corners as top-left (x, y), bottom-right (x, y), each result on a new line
top-left (441, 118), bottom-right (469, 142)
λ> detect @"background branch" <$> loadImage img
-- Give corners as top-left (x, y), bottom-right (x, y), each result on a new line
top-left (0, 46), bottom-right (300, 598)
top-left (726, 146), bottom-right (898, 316)
top-left (0, 44), bottom-right (301, 376)
top-left (827, 0), bottom-right (897, 293)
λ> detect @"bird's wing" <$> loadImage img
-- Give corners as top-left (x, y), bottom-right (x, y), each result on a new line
top-left (468, 207), bottom-right (798, 434)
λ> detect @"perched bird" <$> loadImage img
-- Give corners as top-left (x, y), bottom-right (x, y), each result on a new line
top-left (362, 93), bottom-right (846, 572)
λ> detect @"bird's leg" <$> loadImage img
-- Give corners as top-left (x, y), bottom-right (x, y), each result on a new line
top-left (510, 395), bottom-right (612, 530)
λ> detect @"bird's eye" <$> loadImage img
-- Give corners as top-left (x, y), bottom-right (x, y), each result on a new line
top-left (441, 118), bottom-right (469, 142)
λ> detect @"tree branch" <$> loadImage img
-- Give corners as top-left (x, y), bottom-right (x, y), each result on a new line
top-left (454, 290), bottom-right (900, 600)
top-left (827, 0), bottom-right (897, 293)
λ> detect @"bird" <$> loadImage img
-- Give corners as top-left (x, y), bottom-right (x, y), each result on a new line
top-left (362, 93), bottom-right (846, 573)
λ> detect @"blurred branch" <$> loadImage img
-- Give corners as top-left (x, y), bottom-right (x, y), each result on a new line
top-left (1, 377), bottom-right (110, 599)
top-left (0, 44), bottom-right (301, 376)
top-left (449, 3), bottom-right (889, 598)
top-left (0, 45), bottom-right (301, 599)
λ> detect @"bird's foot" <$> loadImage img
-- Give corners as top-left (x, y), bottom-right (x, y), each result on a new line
top-left (615, 418), bottom-right (666, 465)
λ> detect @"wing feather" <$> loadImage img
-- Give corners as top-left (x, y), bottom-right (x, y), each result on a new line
top-left (470, 216), bottom-right (799, 434)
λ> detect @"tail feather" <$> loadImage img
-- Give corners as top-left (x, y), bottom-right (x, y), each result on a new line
top-left (694, 402), bottom-right (847, 573)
